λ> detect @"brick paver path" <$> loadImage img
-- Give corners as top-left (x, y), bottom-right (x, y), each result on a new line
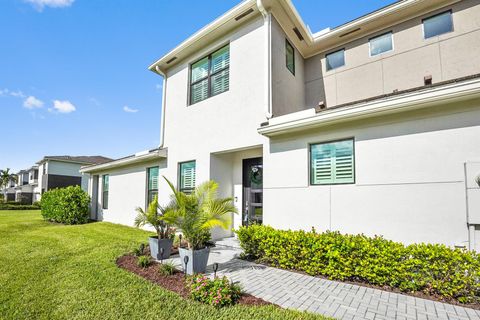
top-left (165, 239), bottom-right (480, 320)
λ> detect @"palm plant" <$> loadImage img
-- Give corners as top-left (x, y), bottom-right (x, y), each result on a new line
top-left (134, 194), bottom-right (175, 240)
top-left (162, 177), bottom-right (237, 250)
top-left (0, 168), bottom-right (16, 190)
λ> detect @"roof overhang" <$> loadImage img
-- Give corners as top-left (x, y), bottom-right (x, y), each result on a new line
top-left (80, 148), bottom-right (167, 174)
top-left (148, 0), bottom-right (458, 74)
top-left (258, 77), bottom-right (480, 137)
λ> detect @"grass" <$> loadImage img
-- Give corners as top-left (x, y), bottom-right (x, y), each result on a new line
top-left (0, 210), bottom-right (329, 320)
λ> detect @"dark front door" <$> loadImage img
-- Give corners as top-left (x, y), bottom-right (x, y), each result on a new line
top-left (242, 157), bottom-right (263, 226)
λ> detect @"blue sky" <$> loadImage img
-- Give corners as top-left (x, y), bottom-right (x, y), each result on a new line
top-left (0, 0), bottom-right (394, 171)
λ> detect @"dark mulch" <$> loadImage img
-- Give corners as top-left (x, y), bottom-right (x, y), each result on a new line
top-left (116, 254), bottom-right (271, 307)
top-left (242, 257), bottom-right (480, 310)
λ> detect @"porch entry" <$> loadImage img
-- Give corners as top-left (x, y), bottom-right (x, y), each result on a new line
top-left (242, 157), bottom-right (263, 226)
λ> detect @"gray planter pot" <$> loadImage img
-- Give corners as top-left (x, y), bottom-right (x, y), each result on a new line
top-left (179, 247), bottom-right (210, 275)
top-left (149, 237), bottom-right (174, 260)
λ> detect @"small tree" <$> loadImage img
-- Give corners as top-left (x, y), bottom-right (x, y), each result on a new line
top-left (162, 177), bottom-right (237, 250)
top-left (134, 194), bottom-right (175, 240)
top-left (0, 168), bottom-right (16, 190)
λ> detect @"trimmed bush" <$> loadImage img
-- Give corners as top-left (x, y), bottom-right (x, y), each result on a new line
top-left (0, 204), bottom-right (40, 210)
top-left (188, 274), bottom-right (242, 308)
top-left (40, 186), bottom-right (90, 224)
top-left (236, 225), bottom-right (480, 303)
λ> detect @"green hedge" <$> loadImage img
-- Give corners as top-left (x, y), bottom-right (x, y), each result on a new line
top-left (40, 186), bottom-right (90, 224)
top-left (236, 225), bottom-right (480, 303)
top-left (0, 204), bottom-right (40, 210)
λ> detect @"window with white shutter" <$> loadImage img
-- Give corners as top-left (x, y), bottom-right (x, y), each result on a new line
top-left (310, 139), bottom-right (355, 185)
top-left (190, 45), bottom-right (229, 105)
top-left (147, 167), bottom-right (159, 204)
top-left (179, 161), bottom-right (196, 193)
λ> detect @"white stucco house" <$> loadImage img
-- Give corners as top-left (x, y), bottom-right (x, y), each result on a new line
top-left (81, 0), bottom-right (480, 250)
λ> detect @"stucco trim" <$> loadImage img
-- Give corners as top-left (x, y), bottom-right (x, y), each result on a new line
top-left (259, 77), bottom-right (480, 136)
top-left (80, 149), bottom-right (167, 173)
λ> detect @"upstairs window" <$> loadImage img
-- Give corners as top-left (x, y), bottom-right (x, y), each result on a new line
top-left (285, 39), bottom-right (295, 75)
top-left (369, 32), bottom-right (393, 56)
top-left (310, 139), bottom-right (355, 185)
top-left (102, 174), bottom-right (109, 209)
top-left (190, 45), bottom-right (230, 105)
top-left (423, 11), bottom-right (453, 39)
top-left (179, 161), bottom-right (196, 194)
top-left (326, 49), bottom-right (345, 71)
top-left (147, 167), bottom-right (159, 205)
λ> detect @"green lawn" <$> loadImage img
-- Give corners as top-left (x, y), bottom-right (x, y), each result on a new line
top-left (0, 210), bottom-right (327, 320)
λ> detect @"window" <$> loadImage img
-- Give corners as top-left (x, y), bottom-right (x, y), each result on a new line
top-left (179, 161), bottom-right (196, 193)
top-left (310, 139), bottom-right (355, 185)
top-left (147, 167), bottom-right (159, 205)
top-left (326, 49), bottom-right (345, 71)
top-left (423, 11), bottom-right (453, 39)
top-left (102, 175), bottom-right (109, 209)
top-left (190, 45), bottom-right (230, 105)
top-left (42, 164), bottom-right (46, 175)
top-left (285, 39), bottom-right (295, 75)
top-left (369, 32), bottom-right (393, 56)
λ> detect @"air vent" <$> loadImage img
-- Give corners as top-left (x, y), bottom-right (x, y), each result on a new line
top-left (166, 57), bottom-right (177, 64)
top-left (339, 28), bottom-right (361, 38)
top-left (235, 8), bottom-right (254, 21)
top-left (293, 27), bottom-right (304, 41)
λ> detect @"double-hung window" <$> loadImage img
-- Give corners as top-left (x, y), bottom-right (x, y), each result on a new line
top-left (102, 174), bottom-right (109, 209)
top-left (423, 11), bottom-right (453, 39)
top-left (369, 32), bottom-right (393, 56)
top-left (310, 139), bottom-right (355, 185)
top-left (190, 45), bottom-right (230, 105)
top-left (147, 167), bottom-right (159, 204)
top-left (179, 161), bottom-right (196, 193)
top-left (285, 39), bottom-right (295, 75)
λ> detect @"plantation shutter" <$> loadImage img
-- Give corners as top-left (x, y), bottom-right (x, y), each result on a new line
top-left (148, 167), bottom-right (159, 191)
top-left (210, 46), bottom-right (230, 96)
top-left (190, 57), bottom-right (209, 104)
top-left (179, 161), bottom-right (196, 193)
top-left (311, 139), bottom-right (354, 185)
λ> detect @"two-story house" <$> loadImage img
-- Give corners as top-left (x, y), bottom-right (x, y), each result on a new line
top-left (81, 0), bottom-right (480, 249)
top-left (37, 155), bottom-right (112, 197)
top-left (13, 166), bottom-right (40, 204)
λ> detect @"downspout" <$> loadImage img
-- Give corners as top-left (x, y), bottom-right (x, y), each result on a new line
top-left (155, 65), bottom-right (167, 149)
top-left (257, 0), bottom-right (272, 119)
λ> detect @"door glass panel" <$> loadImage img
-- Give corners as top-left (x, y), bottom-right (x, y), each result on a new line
top-left (249, 164), bottom-right (263, 189)
top-left (243, 158), bottom-right (263, 226)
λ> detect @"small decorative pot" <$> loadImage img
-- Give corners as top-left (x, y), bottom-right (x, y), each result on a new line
top-left (178, 247), bottom-right (210, 275)
top-left (149, 236), bottom-right (174, 260)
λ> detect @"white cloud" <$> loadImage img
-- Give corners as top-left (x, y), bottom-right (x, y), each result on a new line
top-left (9, 90), bottom-right (26, 98)
top-left (0, 88), bottom-right (9, 96)
top-left (123, 105), bottom-right (139, 113)
top-left (23, 96), bottom-right (44, 109)
top-left (50, 100), bottom-right (76, 113)
top-left (155, 83), bottom-right (163, 91)
top-left (25, 0), bottom-right (74, 11)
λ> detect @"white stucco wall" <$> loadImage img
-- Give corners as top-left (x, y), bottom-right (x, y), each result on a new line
top-left (263, 101), bottom-right (480, 247)
top-left (95, 159), bottom-right (166, 227)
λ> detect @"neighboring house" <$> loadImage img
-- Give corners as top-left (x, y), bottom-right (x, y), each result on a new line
top-left (37, 156), bottom-right (112, 197)
top-left (13, 166), bottom-right (40, 204)
top-left (3, 177), bottom-right (17, 202)
top-left (81, 0), bottom-right (480, 250)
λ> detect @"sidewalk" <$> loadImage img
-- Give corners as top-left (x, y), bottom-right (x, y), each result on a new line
top-left (164, 238), bottom-right (480, 320)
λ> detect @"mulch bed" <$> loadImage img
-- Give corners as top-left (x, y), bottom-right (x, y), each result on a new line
top-left (116, 254), bottom-right (271, 307)
top-left (243, 257), bottom-right (480, 310)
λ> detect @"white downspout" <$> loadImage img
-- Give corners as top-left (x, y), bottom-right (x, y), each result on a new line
top-left (155, 66), bottom-right (167, 148)
top-left (257, 0), bottom-right (272, 119)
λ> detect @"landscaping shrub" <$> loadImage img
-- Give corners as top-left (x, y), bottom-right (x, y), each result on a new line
top-left (137, 255), bottom-right (151, 268)
top-left (40, 186), bottom-right (90, 224)
top-left (236, 225), bottom-right (480, 304)
top-left (188, 275), bottom-right (242, 308)
top-left (158, 261), bottom-right (176, 276)
top-left (133, 243), bottom-right (147, 257)
top-left (0, 204), bottom-right (40, 210)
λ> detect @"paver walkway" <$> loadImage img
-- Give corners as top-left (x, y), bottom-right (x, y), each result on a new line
top-left (164, 238), bottom-right (480, 320)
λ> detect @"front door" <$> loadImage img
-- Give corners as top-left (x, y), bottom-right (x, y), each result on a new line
top-left (242, 157), bottom-right (263, 226)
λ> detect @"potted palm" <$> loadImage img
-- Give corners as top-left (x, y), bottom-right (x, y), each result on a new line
top-left (162, 177), bottom-right (236, 274)
top-left (134, 194), bottom-right (175, 259)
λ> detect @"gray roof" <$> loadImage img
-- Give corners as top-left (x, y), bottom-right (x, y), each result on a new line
top-left (37, 155), bottom-right (113, 165)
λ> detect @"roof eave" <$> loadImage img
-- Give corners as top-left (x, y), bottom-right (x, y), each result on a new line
top-left (258, 78), bottom-right (480, 137)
